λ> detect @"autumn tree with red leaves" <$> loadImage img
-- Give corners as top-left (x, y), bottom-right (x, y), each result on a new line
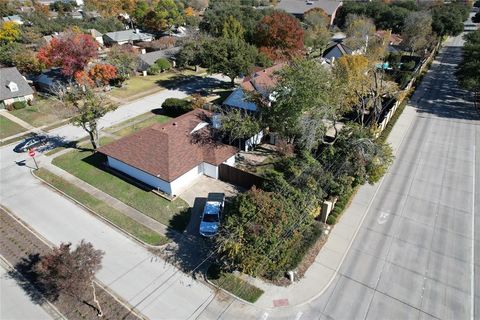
top-left (255, 12), bottom-right (304, 61)
top-left (37, 31), bottom-right (98, 77)
top-left (88, 64), bottom-right (117, 86)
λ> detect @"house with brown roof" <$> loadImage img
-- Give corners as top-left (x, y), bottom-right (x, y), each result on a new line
top-left (97, 109), bottom-right (237, 196)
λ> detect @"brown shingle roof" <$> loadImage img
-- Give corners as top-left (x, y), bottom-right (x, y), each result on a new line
top-left (240, 63), bottom-right (286, 94)
top-left (98, 109), bottom-right (238, 182)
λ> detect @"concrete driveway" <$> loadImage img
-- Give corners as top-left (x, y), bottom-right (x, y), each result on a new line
top-left (179, 175), bottom-right (240, 207)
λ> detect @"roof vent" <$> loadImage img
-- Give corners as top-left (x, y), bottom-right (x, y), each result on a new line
top-left (173, 122), bottom-right (177, 126)
top-left (190, 121), bottom-right (209, 134)
top-left (7, 81), bottom-right (18, 92)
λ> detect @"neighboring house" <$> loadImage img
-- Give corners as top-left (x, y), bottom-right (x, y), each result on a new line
top-left (0, 67), bottom-right (34, 108)
top-left (223, 63), bottom-right (286, 112)
top-left (137, 47), bottom-right (181, 72)
top-left (375, 30), bottom-right (403, 54)
top-left (2, 15), bottom-right (24, 24)
top-left (223, 64), bottom-right (285, 151)
top-left (322, 41), bottom-right (356, 64)
top-left (103, 29), bottom-right (154, 46)
top-left (275, 0), bottom-right (343, 25)
top-left (31, 68), bottom-right (69, 94)
top-left (70, 11), bottom-right (83, 19)
top-left (98, 109), bottom-right (238, 196)
top-left (90, 29), bottom-right (104, 46)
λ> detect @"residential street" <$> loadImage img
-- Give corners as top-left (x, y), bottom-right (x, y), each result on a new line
top-left (196, 33), bottom-right (480, 319)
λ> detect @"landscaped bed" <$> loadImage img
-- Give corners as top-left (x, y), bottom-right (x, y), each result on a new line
top-left (52, 150), bottom-right (190, 232)
top-left (0, 115), bottom-right (26, 139)
top-left (207, 265), bottom-right (264, 303)
top-left (0, 208), bottom-right (141, 320)
top-left (34, 168), bottom-right (168, 246)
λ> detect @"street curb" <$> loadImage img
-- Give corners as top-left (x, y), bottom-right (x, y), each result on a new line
top-left (31, 169), bottom-right (168, 250)
top-left (0, 205), bottom-right (149, 320)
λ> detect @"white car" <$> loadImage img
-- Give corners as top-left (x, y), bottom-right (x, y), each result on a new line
top-left (199, 193), bottom-right (225, 237)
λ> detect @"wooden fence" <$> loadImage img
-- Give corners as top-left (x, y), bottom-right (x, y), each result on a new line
top-left (218, 164), bottom-right (265, 189)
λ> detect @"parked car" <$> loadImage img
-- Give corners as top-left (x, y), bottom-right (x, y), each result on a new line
top-left (13, 134), bottom-right (48, 153)
top-left (199, 193), bottom-right (225, 237)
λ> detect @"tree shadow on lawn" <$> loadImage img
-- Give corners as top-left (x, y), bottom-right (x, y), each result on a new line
top-left (157, 75), bottom-right (231, 95)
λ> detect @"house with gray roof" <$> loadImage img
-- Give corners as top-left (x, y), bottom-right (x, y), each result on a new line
top-left (0, 68), bottom-right (34, 108)
top-left (103, 29), bottom-right (154, 46)
top-left (275, 0), bottom-right (342, 25)
top-left (137, 47), bottom-right (181, 72)
top-left (2, 15), bottom-right (23, 24)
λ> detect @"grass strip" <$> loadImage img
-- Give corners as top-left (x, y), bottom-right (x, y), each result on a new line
top-left (207, 265), bottom-right (264, 303)
top-left (52, 150), bottom-right (190, 232)
top-left (35, 168), bottom-right (169, 246)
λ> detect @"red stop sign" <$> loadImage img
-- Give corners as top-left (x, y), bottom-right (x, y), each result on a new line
top-left (28, 148), bottom-right (36, 157)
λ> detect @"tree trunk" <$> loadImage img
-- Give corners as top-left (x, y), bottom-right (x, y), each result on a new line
top-left (91, 281), bottom-right (103, 317)
top-left (194, 65), bottom-right (198, 72)
top-left (88, 130), bottom-right (98, 150)
top-left (230, 76), bottom-right (235, 86)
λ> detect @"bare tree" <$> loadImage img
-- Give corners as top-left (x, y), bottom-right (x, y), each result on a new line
top-left (35, 240), bottom-right (105, 317)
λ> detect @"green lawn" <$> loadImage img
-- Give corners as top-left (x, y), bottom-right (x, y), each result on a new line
top-left (0, 115), bottom-right (27, 139)
top-left (109, 73), bottom-right (175, 100)
top-left (35, 168), bottom-right (168, 246)
top-left (10, 97), bottom-right (71, 128)
top-left (110, 69), bottom-right (205, 100)
top-left (109, 113), bottom-right (172, 138)
top-left (52, 149), bottom-right (190, 232)
top-left (207, 265), bottom-right (264, 303)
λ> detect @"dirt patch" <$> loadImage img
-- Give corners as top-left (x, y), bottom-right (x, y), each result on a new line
top-left (0, 208), bottom-right (142, 320)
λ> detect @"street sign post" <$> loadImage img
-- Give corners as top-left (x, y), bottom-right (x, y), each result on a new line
top-left (28, 148), bottom-right (38, 170)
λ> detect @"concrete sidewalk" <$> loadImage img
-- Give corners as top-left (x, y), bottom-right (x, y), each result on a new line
top-left (39, 156), bottom-right (171, 238)
top-left (248, 104), bottom-right (418, 309)
top-left (0, 110), bottom-right (35, 131)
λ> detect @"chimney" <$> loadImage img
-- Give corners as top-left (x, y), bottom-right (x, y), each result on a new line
top-left (135, 28), bottom-right (140, 34)
top-left (141, 48), bottom-right (146, 54)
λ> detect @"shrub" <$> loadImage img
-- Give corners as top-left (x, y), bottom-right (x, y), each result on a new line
top-left (161, 98), bottom-right (192, 116)
top-left (12, 101), bottom-right (27, 110)
top-left (155, 58), bottom-right (171, 71)
top-left (147, 64), bottom-right (161, 75)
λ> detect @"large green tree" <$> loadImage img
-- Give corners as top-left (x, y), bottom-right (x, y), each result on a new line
top-left (260, 59), bottom-right (343, 149)
top-left (456, 30), bottom-right (480, 108)
top-left (201, 37), bottom-right (258, 85)
top-left (215, 187), bottom-right (314, 279)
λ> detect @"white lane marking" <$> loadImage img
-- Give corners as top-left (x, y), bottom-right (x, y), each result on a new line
top-left (294, 311), bottom-right (303, 320)
top-left (260, 312), bottom-right (269, 320)
top-left (472, 144), bottom-right (476, 320)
